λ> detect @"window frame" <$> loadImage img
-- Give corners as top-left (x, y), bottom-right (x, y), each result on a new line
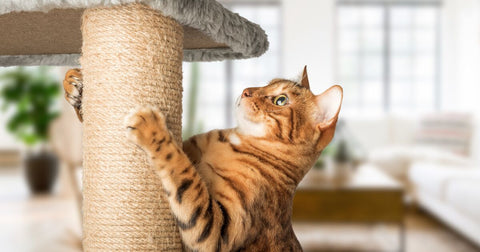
top-left (335, 0), bottom-right (442, 113)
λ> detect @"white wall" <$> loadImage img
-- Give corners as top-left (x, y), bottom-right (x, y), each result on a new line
top-left (441, 0), bottom-right (480, 162)
top-left (441, 0), bottom-right (480, 112)
top-left (282, 0), bottom-right (336, 94)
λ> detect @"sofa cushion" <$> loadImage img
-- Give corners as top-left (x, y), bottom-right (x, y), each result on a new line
top-left (409, 162), bottom-right (479, 199)
top-left (445, 178), bottom-right (480, 223)
top-left (371, 146), bottom-right (472, 180)
top-left (414, 113), bottom-right (473, 156)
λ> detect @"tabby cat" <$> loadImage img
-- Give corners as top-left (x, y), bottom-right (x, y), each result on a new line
top-left (63, 67), bottom-right (343, 251)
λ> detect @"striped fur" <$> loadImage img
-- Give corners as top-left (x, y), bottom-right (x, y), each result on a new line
top-left (64, 69), bottom-right (343, 251)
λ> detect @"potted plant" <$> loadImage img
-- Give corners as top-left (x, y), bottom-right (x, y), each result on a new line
top-left (0, 67), bottom-right (60, 194)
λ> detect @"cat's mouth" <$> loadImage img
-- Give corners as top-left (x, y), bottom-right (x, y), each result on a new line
top-left (235, 112), bottom-right (266, 137)
top-left (237, 97), bottom-right (260, 120)
top-left (235, 98), bottom-right (266, 137)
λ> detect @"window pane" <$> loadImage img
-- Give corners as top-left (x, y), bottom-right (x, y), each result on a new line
top-left (414, 29), bottom-right (435, 52)
top-left (391, 55), bottom-right (412, 80)
top-left (389, 5), bottom-right (438, 113)
top-left (341, 80), bottom-right (361, 107)
top-left (363, 80), bottom-right (383, 107)
top-left (414, 55), bottom-right (435, 78)
top-left (337, 6), bottom-right (385, 115)
top-left (232, 6), bottom-right (255, 20)
top-left (362, 6), bottom-right (384, 28)
top-left (362, 54), bottom-right (383, 78)
top-left (391, 81), bottom-right (411, 107)
top-left (391, 29), bottom-right (412, 53)
top-left (182, 62), bottom-right (226, 134)
top-left (339, 53), bottom-right (359, 77)
top-left (414, 7), bottom-right (437, 28)
top-left (267, 29), bottom-right (280, 51)
top-left (414, 80), bottom-right (435, 110)
top-left (337, 4), bottom-right (438, 115)
top-left (339, 29), bottom-right (360, 53)
top-left (257, 7), bottom-right (279, 26)
top-left (338, 7), bottom-right (361, 28)
top-left (363, 28), bottom-right (383, 52)
top-left (391, 7), bottom-right (413, 28)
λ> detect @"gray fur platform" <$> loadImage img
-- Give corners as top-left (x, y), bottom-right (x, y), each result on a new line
top-left (0, 0), bottom-right (269, 66)
top-left (0, 54), bottom-right (80, 67)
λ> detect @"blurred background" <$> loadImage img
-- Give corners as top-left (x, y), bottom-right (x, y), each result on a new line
top-left (1, 0), bottom-right (480, 251)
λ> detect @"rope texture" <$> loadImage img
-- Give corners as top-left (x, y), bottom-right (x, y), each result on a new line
top-left (80, 3), bottom-right (183, 251)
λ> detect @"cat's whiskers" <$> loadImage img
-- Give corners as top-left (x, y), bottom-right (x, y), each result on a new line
top-left (235, 96), bottom-right (241, 107)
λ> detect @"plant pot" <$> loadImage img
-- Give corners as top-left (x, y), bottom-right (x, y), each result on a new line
top-left (24, 152), bottom-right (58, 194)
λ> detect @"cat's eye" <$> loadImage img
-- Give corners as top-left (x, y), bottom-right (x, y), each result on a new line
top-left (273, 95), bottom-right (288, 106)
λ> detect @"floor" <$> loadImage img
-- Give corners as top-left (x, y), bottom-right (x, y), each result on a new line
top-left (0, 168), bottom-right (81, 252)
top-left (294, 207), bottom-right (479, 252)
top-left (0, 168), bottom-right (479, 252)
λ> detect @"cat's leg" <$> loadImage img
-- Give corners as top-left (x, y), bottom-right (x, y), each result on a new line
top-left (125, 107), bottom-right (230, 252)
top-left (63, 68), bottom-right (83, 122)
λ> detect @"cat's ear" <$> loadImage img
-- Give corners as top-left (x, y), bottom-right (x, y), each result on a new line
top-left (314, 85), bottom-right (343, 130)
top-left (300, 66), bottom-right (310, 90)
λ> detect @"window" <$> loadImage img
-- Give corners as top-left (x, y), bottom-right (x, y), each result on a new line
top-left (230, 5), bottom-right (282, 126)
top-left (182, 3), bottom-right (281, 136)
top-left (336, 1), bottom-right (440, 115)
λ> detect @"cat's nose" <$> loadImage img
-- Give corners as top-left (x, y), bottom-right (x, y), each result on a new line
top-left (242, 88), bottom-right (256, 98)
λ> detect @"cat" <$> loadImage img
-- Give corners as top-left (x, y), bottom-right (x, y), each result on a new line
top-left (63, 67), bottom-right (343, 251)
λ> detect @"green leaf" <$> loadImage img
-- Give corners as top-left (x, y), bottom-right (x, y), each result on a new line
top-left (0, 66), bottom-right (60, 146)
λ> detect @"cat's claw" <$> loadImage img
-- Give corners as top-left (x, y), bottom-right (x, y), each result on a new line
top-left (124, 106), bottom-right (170, 150)
top-left (63, 68), bottom-right (83, 122)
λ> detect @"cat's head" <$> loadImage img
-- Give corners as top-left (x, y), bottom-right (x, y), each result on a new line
top-left (235, 66), bottom-right (343, 153)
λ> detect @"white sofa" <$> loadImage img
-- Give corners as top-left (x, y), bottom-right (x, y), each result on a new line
top-left (345, 113), bottom-right (480, 247)
top-left (347, 114), bottom-right (477, 190)
top-left (409, 162), bottom-right (480, 248)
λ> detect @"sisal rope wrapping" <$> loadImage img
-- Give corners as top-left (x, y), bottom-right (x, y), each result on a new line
top-left (80, 3), bottom-right (183, 251)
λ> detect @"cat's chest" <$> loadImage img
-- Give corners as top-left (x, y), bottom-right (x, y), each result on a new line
top-left (197, 132), bottom-right (243, 176)
top-left (195, 141), bottom-right (256, 196)
top-left (195, 157), bottom-right (239, 193)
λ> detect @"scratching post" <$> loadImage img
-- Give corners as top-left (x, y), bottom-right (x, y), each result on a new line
top-left (80, 4), bottom-right (183, 250)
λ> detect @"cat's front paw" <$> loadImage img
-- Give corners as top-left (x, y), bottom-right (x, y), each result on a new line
top-left (124, 106), bottom-right (171, 151)
top-left (63, 68), bottom-right (83, 122)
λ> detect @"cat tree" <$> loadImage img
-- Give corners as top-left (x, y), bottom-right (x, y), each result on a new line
top-left (0, 1), bottom-right (268, 250)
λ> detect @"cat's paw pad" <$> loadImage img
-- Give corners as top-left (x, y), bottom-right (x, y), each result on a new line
top-left (124, 106), bottom-right (169, 148)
